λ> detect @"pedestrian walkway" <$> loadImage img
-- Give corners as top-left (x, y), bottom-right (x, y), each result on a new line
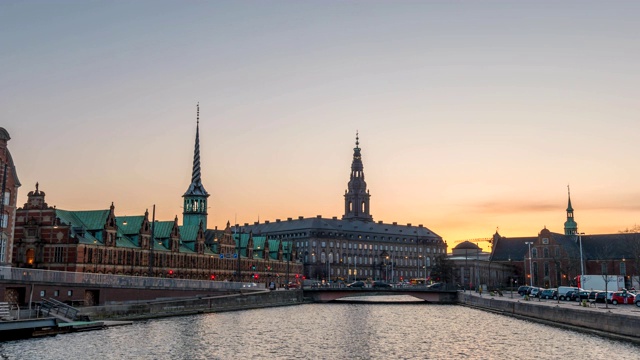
top-left (462, 290), bottom-right (640, 317)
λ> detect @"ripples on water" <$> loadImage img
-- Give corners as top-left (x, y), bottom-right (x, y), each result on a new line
top-left (1, 296), bottom-right (639, 360)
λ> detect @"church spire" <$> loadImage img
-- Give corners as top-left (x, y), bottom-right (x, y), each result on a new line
top-left (564, 185), bottom-right (578, 235)
top-left (343, 132), bottom-right (372, 221)
top-left (183, 103), bottom-right (210, 229)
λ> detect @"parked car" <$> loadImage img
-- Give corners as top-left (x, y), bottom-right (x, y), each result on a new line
top-left (595, 291), bottom-right (614, 304)
top-left (347, 281), bottom-right (365, 288)
top-left (427, 282), bottom-right (443, 289)
top-left (588, 291), bottom-right (601, 301)
top-left (372, 281), bottom-right (392, 289)
top-left (571, 290), bottom-right (590, 302)
top-left (558, 286), bottom-right (579, 301)
top-left (529, 287), bottom-right (542, 298)
top-left (540, 288), bottom-right (558, 300)
top-left (565, 290), bottom-right (578, 300)
top-left (611, 292), bottom-right (636, 305)
top-left (517, 286), bottom-right (530, 296)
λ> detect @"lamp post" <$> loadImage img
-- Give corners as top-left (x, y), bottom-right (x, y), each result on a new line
top-left (578, 232), bottom-right (585, 281)
top-left (235, 226), bottom-right (242, 282)
top-left (148, 205), bottom-right (156, 277)
top-left (509, 256), bottom-right (513, 298)
top-left (385, 254), bottom-right (389, 282)
top-left (525, 242), bottom-right (534, 287)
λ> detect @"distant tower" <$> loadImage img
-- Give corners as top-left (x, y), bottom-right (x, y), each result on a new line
top-left (343, 132), bottom-right (373, 221)
top-left (182, 104), bottom-right (210, 229)
top-left (564, 186), bottom-right (578, 235)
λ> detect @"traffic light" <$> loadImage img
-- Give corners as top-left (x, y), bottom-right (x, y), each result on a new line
top-left (168, 269), bottom-right (174, 276)
top-left (295, 274), bottom-right (299, 279)
top-left (251, 264), bottom-right (256, 270)
top-left (253, 273), bottom-right (259, 280)
top-left (210, 274), bottom-right (216, 280)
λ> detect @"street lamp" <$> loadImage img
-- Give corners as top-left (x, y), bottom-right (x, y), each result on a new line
top-left (509, 256), bottom-right (513, 298)
top-left (578, 232), bottom-right (585, 282)
top-left (525, 242), bottom-right (534, 287)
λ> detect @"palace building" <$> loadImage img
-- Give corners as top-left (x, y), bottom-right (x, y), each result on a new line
top-left (11, 106), bottom-right (302, 284)
top-left (239, 133), bottom-right (448, 282)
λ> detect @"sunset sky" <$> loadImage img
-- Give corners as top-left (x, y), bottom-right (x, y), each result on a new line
top-left (2, 1), bottom-right (639, 250)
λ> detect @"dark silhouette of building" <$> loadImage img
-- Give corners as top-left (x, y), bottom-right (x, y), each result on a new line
top-left (241, 133), bottom-right (447, 282)
top-left (490, 189), bottom-right (640, 290)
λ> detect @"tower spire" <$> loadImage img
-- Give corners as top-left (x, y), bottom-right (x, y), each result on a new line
top-left (343, 132), bottom-right (372, 221)
top-left (564, 185), bottom-right (577, 235)
top-left (183, 103), bottom-right (210, 229)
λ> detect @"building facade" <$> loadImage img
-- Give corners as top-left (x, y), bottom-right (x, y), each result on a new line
top-left (490, 190), bottom-right (640, 290)
top-left (241, 133), bottom-right (447, 283)
top-left (0, 128), bottom-right (21, 266)
top-left (10, 106), bottom-right (301, 284)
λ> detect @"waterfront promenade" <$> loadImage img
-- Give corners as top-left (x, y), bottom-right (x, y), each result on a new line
top-left (459, 289), bottom-right (640, 343)
top-left (461, 289), bottom-right (640, 317)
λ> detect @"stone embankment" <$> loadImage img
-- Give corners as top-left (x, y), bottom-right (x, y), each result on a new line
top-left (80, 289), bottom-right (304, 320)
top-left (459, 291), bottom-right (640, 343)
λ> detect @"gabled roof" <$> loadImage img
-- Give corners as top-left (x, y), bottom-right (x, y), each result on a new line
top-left (152, 221), bottom-right (174, 239)
top-left (116, 216), bottom-right (144, 235)
top-left (580, 233), bottom-right (640, 260)
top-left (56, 209), bottom-right (109, 230)
top-left (179, 224), bottom-right (200, 242)
top-left (490, 234), bottom-right (537, 262)
top-left (252, 235), bottom-right (267, 251)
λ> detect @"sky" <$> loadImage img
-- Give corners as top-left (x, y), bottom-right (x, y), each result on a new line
top-left (2, 1), bottom-right (640, 250)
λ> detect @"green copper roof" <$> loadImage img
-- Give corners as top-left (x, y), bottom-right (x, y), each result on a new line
top-left (252, 235), bottom-right (266, 251)
top-left (179, 225), bottom-right (200, 242)
top-left (152, 221), bottom-right (174, 239)
top-left (56, 209), bottom-right (109, 230)
top-left (116, 236), bottom-right (139, 248)
top-left (116, 216), bottom-right (144, 235)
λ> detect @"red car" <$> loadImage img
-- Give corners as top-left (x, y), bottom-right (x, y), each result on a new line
top-left (611, 292), bottom-right (635, 305)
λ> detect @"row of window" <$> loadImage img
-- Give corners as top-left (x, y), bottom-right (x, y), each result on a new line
top-left (298, 241), bottom-right (444, 254)
top-left (329, 268), bottom-right (424, 278)
top-left (530, 247), bottom-right (560, 259)
top-left (304, 253), bottom-right (434, 267)
top-left (271, 231), bottom-right (430, 243)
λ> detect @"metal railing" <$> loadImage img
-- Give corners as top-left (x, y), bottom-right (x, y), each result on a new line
top-left (0, 266), bottom-right (259, 291)
top-left (39, 298), bottom-right (79, 321)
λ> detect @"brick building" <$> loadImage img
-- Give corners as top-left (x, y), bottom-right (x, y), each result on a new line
top-left (10, 106), bottom-right (301, 284)
top-left (490, 190), bottom-right (640, 290)
top-left (0, 127), bottom-right (21, 266)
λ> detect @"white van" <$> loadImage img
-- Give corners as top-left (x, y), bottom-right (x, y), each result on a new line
top-left (557, 286), bottom-right (579, 301)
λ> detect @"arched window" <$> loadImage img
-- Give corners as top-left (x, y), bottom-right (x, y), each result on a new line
top-left (543, 248), bottom-right (549, 258)
top-left (532, 248), bottom-right (538, 259)
top-left (320, 252), bottom-right (326, 264)
top-left (26, 248), bottom-right (35, 265)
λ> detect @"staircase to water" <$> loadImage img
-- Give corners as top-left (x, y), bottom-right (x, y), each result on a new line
top-left (39, 298), bottom-right (88, 322)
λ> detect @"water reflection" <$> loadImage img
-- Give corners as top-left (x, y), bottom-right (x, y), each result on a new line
top-left (1, 302), bottom-right (639, 360)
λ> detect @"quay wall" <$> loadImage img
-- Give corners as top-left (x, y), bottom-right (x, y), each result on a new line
top-left (80, 290), bottom-right (304, 320)
top-left (459, 293), bottom-right (640, 342)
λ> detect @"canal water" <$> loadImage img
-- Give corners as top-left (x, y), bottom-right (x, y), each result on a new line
top-left (1, 297), bottom-right (639, 359)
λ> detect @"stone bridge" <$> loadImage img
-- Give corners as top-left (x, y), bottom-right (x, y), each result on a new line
top-left (303, 288), bottom-right (459, 303)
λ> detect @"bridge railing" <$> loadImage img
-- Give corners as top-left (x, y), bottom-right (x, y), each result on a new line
top-left (300, 282), bottom-right (459, 291)
top-left (0, 266), bottom-right (258, 291)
